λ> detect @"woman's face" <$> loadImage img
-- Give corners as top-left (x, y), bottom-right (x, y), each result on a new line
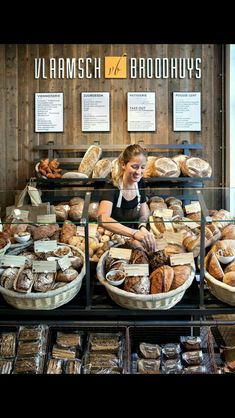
top-left (123, 154), bottom-right (146, 183)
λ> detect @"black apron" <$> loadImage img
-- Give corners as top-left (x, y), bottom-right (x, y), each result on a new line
top-left (111, 182), bottom-right (141, 229)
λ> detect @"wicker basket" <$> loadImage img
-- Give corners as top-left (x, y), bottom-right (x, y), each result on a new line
top-left (205, 270), bottom-right (235, 306)
top-left (0, 240), bottom-right (11, 256)
top-left (97, 251), bottom-right (195, 310)
top-left (35, 162), bottom-right (47, 179)
top-left (0, 246), bottom-right (85, 310)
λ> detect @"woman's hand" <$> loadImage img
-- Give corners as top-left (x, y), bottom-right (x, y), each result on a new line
top-left (133, 228), bottom-right (156, 252)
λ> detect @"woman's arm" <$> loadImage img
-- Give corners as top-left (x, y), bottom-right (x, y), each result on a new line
top-left (97, 200), bottom-right (137, 238)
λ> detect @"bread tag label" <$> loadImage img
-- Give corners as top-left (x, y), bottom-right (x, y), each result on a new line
top-left (109, 248), bottom-right (132, 260)
top-left (32, 260), bottom-right (57, 273)
top-left (34, 240), bottom-right (58, 253)
top-left (163, 231), bottom-right (183, 245)
top-left (76, 226), bottom-right (85, 236)
top-left (0, 255), bottom-right (26, 267)
top-left (88, 224), bottom-right (98, 238)
top-left (37, 214), bottom-right (56, 224)
top-left (155, 238), bottom-right (168, 250)
top-left (170, 252), bottom-right (195, 268)
top-left (182, 217), bottom-right (200, 229)
top-left (153, 208), bottom-right (173, 219)
top-left (124, 264), bottom-right (149, 277)
top-left (163, 220), bottom-right (174, 231)
top-left (185, 202), bottom-right (201, 214)
top-left (58, 256), bottom-right (72, 271)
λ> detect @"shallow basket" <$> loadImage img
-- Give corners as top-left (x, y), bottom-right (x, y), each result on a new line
top-left (0, 246), bottom-right (85, 310)
top-left (35, 162), bottom-right (47, 179)
top-left (205, 270), bottom-right (235, 306)
top-left (97, 251), bottom-right (195, 310)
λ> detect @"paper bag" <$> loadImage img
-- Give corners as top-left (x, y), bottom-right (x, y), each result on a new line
top-left (16, 183), bottom-right (42, 207)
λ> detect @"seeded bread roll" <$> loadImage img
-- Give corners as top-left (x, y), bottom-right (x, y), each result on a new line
top-left (181, 157), bottom-right (212, 178)
top-left (78, 145), bottom-right (102, 177)
top-left (56, 268), bottom-right (78, 283)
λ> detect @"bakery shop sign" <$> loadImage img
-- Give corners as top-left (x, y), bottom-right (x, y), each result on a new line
top-left (34, 55), bottom-right (201, 80)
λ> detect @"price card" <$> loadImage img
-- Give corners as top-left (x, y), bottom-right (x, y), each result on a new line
top-left (37, 214), bottom-right (56, 223)
top-left (163, 220), bottom-right (174, 231)
top-left (76, 226), bottom-right (85, 236)
top-left (153, 208), bottom-right (173, 219)
top-left (32, 260), bottom-right (57, 273)
top-left (124, 264), bottom-right (149, 277)
top-left (182, 217), bottom-right (200, 229)
top-left (163, 231), bottom-right (183, 245)
top-left (0, 255), bottom-right (26, 267)
top-left (88, 224), bottom-right (98, 238)
top-left (155, 238), bottom-right (168, 250)
top-left (185, 202), bottom-right (201, 214)
top-left (109, 248), bottom-right (132, 260)
top-left (170, 252), bottom-right (195, 268)
top-left (34, 240), bottom-right (57, 253)
top-left (58, 256), bottom-right (72, 272)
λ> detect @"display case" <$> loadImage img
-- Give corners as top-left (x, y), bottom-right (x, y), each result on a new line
top-left (0, 187), bottom-right (235, 374)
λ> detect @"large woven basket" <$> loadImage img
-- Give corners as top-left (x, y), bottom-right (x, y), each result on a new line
top-left (97, 251), bottom-right (195, 310)
top-left (0, 246), bottom-right (85, 310)
top-left (205, 270), bottom-right (235, 306)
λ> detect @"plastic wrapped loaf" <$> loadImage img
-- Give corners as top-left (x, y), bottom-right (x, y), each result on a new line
top-left (78, 146), bottom-right (102, 177)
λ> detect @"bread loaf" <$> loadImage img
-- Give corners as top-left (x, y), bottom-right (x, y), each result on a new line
top-left (172, 154), bottom-right (189, 169)
top-left (62, 172), bottom-right (88, 179)
top-left (223, 272), bottom-right (235, 287)
top-left (181, 157), bottom-right (212, 178)
top-left (143, 156), bottom-right (157, 177)
top-left (78, 145), bottom-right (102, 177)
top-left (207, 252), bottom-right (224, 281)
top-left (171, 265), bottom-right (191, 290)
top-left (92, 159), bottom-right (112, 178)
top-left (56, 268), bottom-right (78, 283)
top-left (153, 158), bottom-right (180, 177)
top-left (150, 265), bottom-right (174, 294)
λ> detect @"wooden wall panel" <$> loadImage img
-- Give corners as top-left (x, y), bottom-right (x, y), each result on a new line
top-left (0, 44), bottom-right (223, 208)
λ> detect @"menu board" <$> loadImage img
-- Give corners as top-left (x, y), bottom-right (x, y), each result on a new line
top-left (35, 93), bottom-right (64, 132)
top-left (81, 92), bottom-right (110, 131)
top-left (173, 92), bottom-right (201, 131)
top-left (127, 92), bottom-right (156, 131)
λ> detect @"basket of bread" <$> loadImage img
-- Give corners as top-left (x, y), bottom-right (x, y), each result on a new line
top-left (205, 239), bottom-right (235, 306)
top-left (97, 246), bottom-right (195, 310)
top-left (0, 244), bottom-right (85, 310)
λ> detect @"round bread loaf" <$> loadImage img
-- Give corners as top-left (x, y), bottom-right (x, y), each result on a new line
top-left (56, 268), bottom-right (78, 283)
top-left (181, 157), bottom-right (212, 178)
top-left (62, 172), bottom-right (88, 179)
top-left (143, 156), bottom-right (157, 177)
top-left (172, 154), bottom-right (189, 169)
top-left (153, 157), bottom-right (180, 177)
top-left (223, 272), bottom-right (235, 287)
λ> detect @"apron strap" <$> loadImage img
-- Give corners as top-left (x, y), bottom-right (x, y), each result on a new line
top-left (116, 182), bottom-right (141, 208)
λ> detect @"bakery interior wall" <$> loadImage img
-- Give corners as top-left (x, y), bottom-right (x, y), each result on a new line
top-left (0, 44), bottom-right (223, 209)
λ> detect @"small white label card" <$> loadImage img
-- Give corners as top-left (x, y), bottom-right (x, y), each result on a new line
top-left (155, 238), bottom-right (168, 250)
top-left (0, 255), bottom-right (26, 267)
top-left (37, 214), bottom-right (56, 223)
top-left (170, 252), bottom-right (195, 268)
top-left (124, 264), bottom-right (149, 277)
top-left (163, 231), bottom-right (183, 245)
top-left (153, 208), bottom-right (173, 219)
top-left (58, 256), bottom-right (72, 272)
top-left (32, 260), bottom-right (57, 273)
top-left (34, 240), bottom-right (58, 253)
top-left (182, 217), bottom-right (200, 229)
top-left (109, 248), bottom-right (132, 260)
top-left (185, 202), bottom-right (201, 214)
top-left (88, 224), bottom-right (98, 238)
top-left (163, 219), bottom-right (174, 232)
top-left (76, 226), bottom-right (85, 236)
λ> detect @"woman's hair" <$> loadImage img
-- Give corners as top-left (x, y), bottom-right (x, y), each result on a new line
top-left (112, 144), bottom-right (146, 187)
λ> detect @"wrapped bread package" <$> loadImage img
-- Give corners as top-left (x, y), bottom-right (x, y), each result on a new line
top-left (78, 145), bottom-right (102, 177)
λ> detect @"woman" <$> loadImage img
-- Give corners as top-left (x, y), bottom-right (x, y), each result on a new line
top-left (97, 144), bottom-right (156, 252)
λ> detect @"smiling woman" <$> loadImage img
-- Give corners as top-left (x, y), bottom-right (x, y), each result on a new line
top-left (97, 144), bottom-right (156, 252)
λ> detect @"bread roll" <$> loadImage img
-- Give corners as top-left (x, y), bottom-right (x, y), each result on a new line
top-left (153, 157), bottom-right (180, 177)
top-left (181, 157), bottom-right (212, 178)
top-left (92, 159), bottom-right (112, 178)
top-left (171, 265), bottom-right (191, 290)
top-left (78, 145), bottom-right (102, 177)
top-left (223, 272), bottom-right (235, 287)
top-left (56, 268), bottom-right (78, 283)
